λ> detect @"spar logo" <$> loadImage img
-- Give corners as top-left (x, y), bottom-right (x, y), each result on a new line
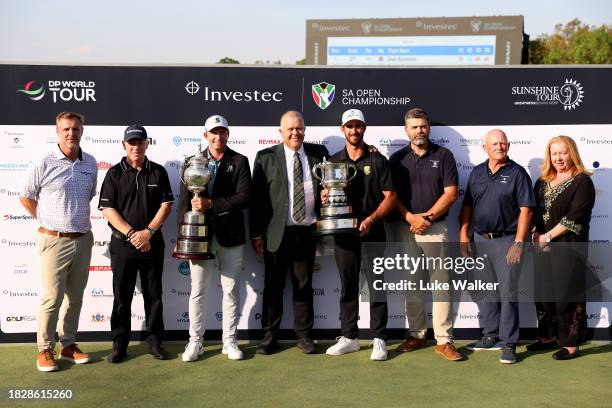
top-left (312, 82), bottom-right (335, 110)
top-left (511, 78), bottom-right (584, 111)
top-left (17, 81), bottom-right (46, 100)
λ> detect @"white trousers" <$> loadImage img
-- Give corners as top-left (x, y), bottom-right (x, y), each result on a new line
top-left (188, 236), bottom-right (244, 343)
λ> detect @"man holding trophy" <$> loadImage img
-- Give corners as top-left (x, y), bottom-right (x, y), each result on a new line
top-left (250, 111), bottom-right (328, 355)
top-left (176, 115), bottom-right (251, 361)
top-left (323, 109), bottom-right (396, 360)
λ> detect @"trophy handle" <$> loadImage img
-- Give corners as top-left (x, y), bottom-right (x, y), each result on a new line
top-left (347, 164), bottom-right (358, 182)
top-left (312, 161), bottom-right (324, 182)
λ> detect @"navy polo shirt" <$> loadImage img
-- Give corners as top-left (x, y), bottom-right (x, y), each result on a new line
top-left (463, 159), bottom-right (535, 234)
top-left (389, 142), bottom-right (458, 220)
top-left (98, 156), bottom-right (174, 239)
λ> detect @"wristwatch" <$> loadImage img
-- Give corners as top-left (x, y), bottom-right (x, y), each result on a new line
top-left (145, 227), bottom-right (156, 236)
top-left (544, 233), bottom-right (552, 243)
top-left (514, 241), bottom-right (524, 249)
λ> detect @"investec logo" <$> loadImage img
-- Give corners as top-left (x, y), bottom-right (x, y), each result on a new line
top-left (511, 79), bottom-right (584, 111)
top-left (184, 81), bottom-right (283, 102)
top-left (17, 80), bottom-right (96, 103)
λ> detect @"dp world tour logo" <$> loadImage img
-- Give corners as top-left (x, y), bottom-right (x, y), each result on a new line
top-left (312, 82), bottom-right (335, 110)
top-left (17, 81), bottom-right (45, 101)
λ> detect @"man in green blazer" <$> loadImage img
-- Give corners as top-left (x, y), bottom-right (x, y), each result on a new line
top-left (250, 110), bottom-right (328, 355)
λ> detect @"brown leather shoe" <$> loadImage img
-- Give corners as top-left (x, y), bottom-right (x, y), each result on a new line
top-left (395, 336), bottom-right (428, 353)
top-left (434, 342), bottom-right (464, 361)
top-left (60, 344), bottom-right (92, 364)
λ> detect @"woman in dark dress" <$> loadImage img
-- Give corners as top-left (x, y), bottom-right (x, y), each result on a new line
top-left (529, 135), bottom-right (595, 360)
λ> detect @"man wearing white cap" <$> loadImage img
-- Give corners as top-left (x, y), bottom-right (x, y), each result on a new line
top-left (176, 115), bottom-right (252, 361)
top-left (324, 109), bottom-right (396, 360)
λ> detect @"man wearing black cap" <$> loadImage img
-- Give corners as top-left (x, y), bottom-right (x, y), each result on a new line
top-left (99, 125), bottom-right (174, 363)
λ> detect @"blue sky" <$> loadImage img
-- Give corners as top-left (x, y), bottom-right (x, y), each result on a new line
top-left (1, 0), bottom-right (610, 64)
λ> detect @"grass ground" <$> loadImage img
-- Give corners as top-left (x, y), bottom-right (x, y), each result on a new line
top-left (1, 341), bottom-right (611, 408)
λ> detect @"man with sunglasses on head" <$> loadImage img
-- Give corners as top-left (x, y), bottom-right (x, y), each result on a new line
top-left (99, 125), bottom-right (174, 363)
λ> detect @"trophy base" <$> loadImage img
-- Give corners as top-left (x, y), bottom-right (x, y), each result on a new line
top-left (315, 217), bottom-right (359, 236)
top-left (172, 251), bottom-right (215, 260)
top-left (315, 227), bottom-right (359, 236)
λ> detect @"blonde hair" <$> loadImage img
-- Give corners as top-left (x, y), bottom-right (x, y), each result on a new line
top-left (56, 112), bottom-right (85, 125)
top-left (540, 135), bottom-right (591, 182)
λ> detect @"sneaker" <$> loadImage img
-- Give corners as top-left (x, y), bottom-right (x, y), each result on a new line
top-left (434, 342), bottom-right (464, 361)
top-left (500, 346), bottom-right (517, 364)
top-left (182, 341), bottom-right (204, 362)
top-left (37, 349), bottom-right (58, 372)
top-left (326, 336), bottom-right (360, 356)
top-left (222, 339), bottom-right (244, 360)
top-left (60, 343), bottom-right (91, 364)
top-left (395, 336), bottom-right (428, 352)
top-left (466, 336), bottom-right (502, 351)
top-left (256, 336), bottom-right (279, 355)
top-left (370, 338), bottom-right (387, 361)
top-left (296, 337), bottom-right (317, 354)
top-left (149, 342), bottom-right (168, 360)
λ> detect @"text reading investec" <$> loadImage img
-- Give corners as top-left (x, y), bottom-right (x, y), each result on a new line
top-left (200, 87), bottom-right (283, 102)
top-left (371, 254), bottom-right (500, 292)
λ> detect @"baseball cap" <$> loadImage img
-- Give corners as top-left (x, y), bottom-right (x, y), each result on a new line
top-left (123, 124), bottom-right (148, 141)
top-left (341, 109), bottom-right (366, 126)
top-left (204, 115), bottom-right (229, 132)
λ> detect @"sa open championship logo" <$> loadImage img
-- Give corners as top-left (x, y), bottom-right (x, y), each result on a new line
top-left (312, 82), bottom-right (335, 110)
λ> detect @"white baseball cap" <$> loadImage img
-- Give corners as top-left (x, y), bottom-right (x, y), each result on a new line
top-left (341, 109), bottom-right (366, 126)
top-left (204, 115), bottom-right (229, 132)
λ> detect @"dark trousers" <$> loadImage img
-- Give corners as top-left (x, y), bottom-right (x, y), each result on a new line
top-left (333, 233), bottom-right (388, 340)
top-left (535, 301), bottom-right (586, 347)
top-left (262, 225), bottom-right (316, 339)
top-left (473, 234), bottom-right (520, 347)
top-left (109, 237), bottom-right (165, 347)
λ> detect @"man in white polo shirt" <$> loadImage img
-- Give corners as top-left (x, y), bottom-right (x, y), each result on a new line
top-left (20, 112), bottom-right (98, 372)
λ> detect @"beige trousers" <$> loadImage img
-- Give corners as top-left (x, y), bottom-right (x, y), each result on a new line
top-left (37, 231), bottom-right (93, 351)
top-left (394, 220), bottom-right (454, 345)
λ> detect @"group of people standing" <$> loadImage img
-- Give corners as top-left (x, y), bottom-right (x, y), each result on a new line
top-left (20, 108), bottom-right (595, 372)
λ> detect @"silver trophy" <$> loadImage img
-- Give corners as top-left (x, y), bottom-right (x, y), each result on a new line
top-left (173, 150), bottom-right (214, 260)
top-left (312, 159), bottom-right (359, 235)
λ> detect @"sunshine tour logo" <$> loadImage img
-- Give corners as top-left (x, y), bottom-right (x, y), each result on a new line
top-left (312, 81), bottom-right (411, 109)
top-left (511, 79), bottom-right (584, 111)
top-left (17, 80), bottom-right (96, 103)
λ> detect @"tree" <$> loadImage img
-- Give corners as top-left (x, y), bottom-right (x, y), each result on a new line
top-left (296, 58), bottom-right (306, 65)
top-left (217, 57), bottom-right (240, 64)
top-left (529, 19), bottom-right (611, 64)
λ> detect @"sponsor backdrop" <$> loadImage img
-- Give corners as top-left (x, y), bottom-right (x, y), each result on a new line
top-left (1, 64), bottom-right (611, 341)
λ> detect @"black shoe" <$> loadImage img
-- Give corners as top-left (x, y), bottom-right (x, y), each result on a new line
top-left (107, 342), bottom-right (127, 364)
top-left (149, 342), bottom-right (168, 360)
top-left (297, 337), bottom-right (317, 354)
top-left (256, 337), bottom-right (279, 355)
top-left (526, 340), bottom-right (559, 351)
top-left (552, 348), bottom-right (579, 360)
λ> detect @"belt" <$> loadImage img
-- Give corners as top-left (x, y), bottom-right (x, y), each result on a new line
top-left (38, 227), bottom-right (85, 238)
top-left (478, 231), bottom-right (515, 240)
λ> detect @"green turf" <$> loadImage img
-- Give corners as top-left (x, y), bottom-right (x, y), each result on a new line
top-left (1, 341), bottom-right (611, 408)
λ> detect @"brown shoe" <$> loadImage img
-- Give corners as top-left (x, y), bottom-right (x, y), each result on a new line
top-left (434, 342), bottom-right (464, 361)
top-left (37, 349), bottom-right (58, 372)
top-left (60, 344), bottom-right (92, 364)
top-left (395, 336), bottom-right (428, 353)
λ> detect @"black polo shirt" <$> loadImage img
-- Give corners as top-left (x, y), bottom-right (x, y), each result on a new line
top-left (98, 156), bottom-right (174, 240)
top-left (463, 159), bottom-right (535, 234)
top-left (328, 144), bottom-right (394, 241)
top-left (388, 142), bottom-right (458, 220)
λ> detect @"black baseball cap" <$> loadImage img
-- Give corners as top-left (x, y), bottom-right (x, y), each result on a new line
top-left (124, 124), bottom-right (148, 141)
